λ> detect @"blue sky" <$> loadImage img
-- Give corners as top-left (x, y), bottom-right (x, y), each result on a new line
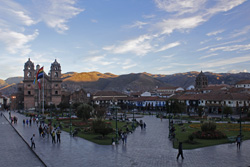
top-left (0, 0), bottom-right (250, 79)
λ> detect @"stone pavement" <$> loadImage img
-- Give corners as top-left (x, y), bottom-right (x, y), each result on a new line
top-left (0, 113), bottom-right (45, 167)
top-left (2, 111), bottom-right (250, 167)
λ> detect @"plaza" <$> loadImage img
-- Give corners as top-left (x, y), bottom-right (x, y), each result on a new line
top-left (1, 111), bottom-right (250, 167)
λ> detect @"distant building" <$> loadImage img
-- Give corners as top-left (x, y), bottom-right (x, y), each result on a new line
top-left (235, 80), bottom-right (250, 88)
top-left (23, 58), bottom-right (62, 111)
top-left (195, 71), bottom-right (208, 89)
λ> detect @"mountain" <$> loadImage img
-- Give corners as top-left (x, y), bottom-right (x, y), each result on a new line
top-left (1, 71), bottom-right (250, 95)
top-left (62, 73), bottom-right (170, 92)
top-left (5, 77), bottom-right (23, 84)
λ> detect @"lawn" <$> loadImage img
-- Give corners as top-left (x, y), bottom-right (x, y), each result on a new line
top-left (50, 118), bottom-right (135, 145)
top-left (173, 122), bottom-right (250, 150)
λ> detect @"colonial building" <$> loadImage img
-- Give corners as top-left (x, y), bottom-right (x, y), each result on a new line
top-left (235, 80), bottom-right (250, 88)
top-left (195, 71), bottom-right (208, 89)
top-left (23, 58), bottom-right (62, 111)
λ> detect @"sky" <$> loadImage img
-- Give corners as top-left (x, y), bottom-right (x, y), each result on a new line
top-left (0, 0), bottom-right (250, 80)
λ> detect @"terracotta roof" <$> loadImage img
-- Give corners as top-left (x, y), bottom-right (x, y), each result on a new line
top-left (93, 91), bottom-right (127, 97)
top-left (156, 86), bottom-right (179, 90)
top-left (236, 80), bottom-right (250, 84)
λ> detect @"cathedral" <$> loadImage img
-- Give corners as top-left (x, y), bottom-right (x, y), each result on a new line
top-left (195, 71), bottom-right (208, 89)
top-left (23, 58), bottom-right (62, 111)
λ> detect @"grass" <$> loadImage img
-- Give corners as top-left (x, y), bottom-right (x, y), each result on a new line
top-left (173, 122), bottom-right (250, 150)
top-left (49, 118), bottom-right (134, 145)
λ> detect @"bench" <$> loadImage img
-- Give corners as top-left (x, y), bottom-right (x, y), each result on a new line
top-left (227, 136), bottom-right (236, 143)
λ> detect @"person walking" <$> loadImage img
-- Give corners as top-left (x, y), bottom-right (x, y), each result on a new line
top-left (124, 132), bottom-right (127, 144)
top-left (30, 134), bottom-right (35, 149)
top-left (121, 133), bottom-right (125, 144)
top-left (51, 131), bottom-right (56, 144)
top-left (236, 135), bottom-right (241, 150)
top-left (176, 142), bottom-right (184, 160)
top-left (56, 129), bottom-right (61, 143)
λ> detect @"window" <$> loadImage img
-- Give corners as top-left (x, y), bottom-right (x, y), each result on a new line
top-left (28, 84), bottom-right (31, 87)
top-left (28, 91), bottom-right (31, 95)
top-left (54, 72), bottom-right (58, 78)
top-left (27, 72), bottom-right (31, 77)
top-left (55, 91), bottom-right (58, 95)
top-left (55, 84), bottom-right (58, 87)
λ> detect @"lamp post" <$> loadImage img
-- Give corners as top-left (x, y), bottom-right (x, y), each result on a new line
top-left (111, 98), bottom-right (119, 144)
top-left (240, 108), bottom-right (242, 137)
top-left (69, 101), bottom-right (72, 136)
top-left (168, 101), bottom-right (171, 138)
top-left (50, 102), bottom-right (53, 120)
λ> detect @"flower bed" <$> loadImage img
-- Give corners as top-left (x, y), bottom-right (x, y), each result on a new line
top-left (193, 130), bottom-right (226, 139)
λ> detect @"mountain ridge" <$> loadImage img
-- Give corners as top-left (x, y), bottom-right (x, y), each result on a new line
top-left (1, 71), bottom-right (250, 95)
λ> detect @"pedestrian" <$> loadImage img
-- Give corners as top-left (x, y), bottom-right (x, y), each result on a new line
top-left (51, 131), bottom-right (56, 144)
top-left (112, 137), bottom-right (115, 145)
top-left (26, 119), bottom-right (29, 125)
top-left (23, 119), bottom-right (25, 126)
top-left (0, 112), bottom-right (2, 117)
top-left (143, 122), bottom-right (146, 129)
top-left (176, 142), bottom-right (184, 160)
top-left (30, 134), bottom-right (35, 149)
top-left (56, 129), bottom-right (61, 143)
top-left (36, 118), bottom-right (39, 126)
top-left (121, 133), bottom-right (125, 144)
top-left (236, 135), bottom-right (241, 150)
top-left (29, 118), bottom-right (32, 126)
top-left (39, 125), bottom-right (43, 136)
top-left (124, 132), bottom-right (127, 144)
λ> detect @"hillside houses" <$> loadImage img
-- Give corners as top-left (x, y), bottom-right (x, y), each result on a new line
top-left (91, 71), bottom-right (250, 114)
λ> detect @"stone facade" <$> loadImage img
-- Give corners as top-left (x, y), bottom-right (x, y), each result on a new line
top-left (195, 71), bottom-right (208, 89)
top-left (23, 59), bottom-right (62, 111)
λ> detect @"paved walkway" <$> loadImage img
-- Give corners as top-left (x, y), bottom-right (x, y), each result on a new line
top-left (0, 113), bottom-right (45, 167)
top-left (2, 111), bottom-right (250, 167)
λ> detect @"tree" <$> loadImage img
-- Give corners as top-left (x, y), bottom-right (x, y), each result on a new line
top-left (172, 100), bottom-right (186, 115)
top-left (197, 106), bottom-right (204, 117)
top-left (92, 118), bottom-right (113, 138)
top-left (93, 105), bottom-right (106, 119)
top-left (223, 106), bottom-right (233, 118)
top-left (76, 103), bottom-right (94, 121)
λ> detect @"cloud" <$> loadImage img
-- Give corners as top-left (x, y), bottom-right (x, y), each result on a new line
top-left (154, 0), bottom-right (206, 15)
top-left (227, 69), bottom-right (248, 73)
top-left (199, 53), bottom-right (218, 59)
top-left (34, 0), bottom-right (84, 33)
top-left (121, 59), bottom-right (137, 69)
top-left (157, 16), bottom-right (205, 35)
top-left (201, 55), bottom-right (250, 68)
top-left (125, 21), bottom-right (148, 29)
top-left (91, 19), bottom-right (98, 23)
top-left (156, 41), bottom-right (180, 52)
top-left (207, 0), bottom-right (246, 15)
top-left (103, 34), bottom-right (153, 56)
top-left (142, 14), bottom-right (155, 19)
top-left (84, 55), bottom-right (114, 66)
top-left (210, 44), bottom-right (250, 52)
top-left (197, 38), bottom-right (247, 51)
top-left (0, 0), bottom-right (36, 27)
top-left (0, 28), bottom-right (39, 55)
top-left (231, 25), bottom-right (250, 38)
top-left (206, 29), bottom-right (224, 36)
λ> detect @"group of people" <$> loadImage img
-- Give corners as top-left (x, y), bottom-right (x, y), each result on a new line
top-left (31, 122), bottom-right (62, 149)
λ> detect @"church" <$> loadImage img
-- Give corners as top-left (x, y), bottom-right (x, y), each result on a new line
top-left (23, 58), bottom-right (62, 111)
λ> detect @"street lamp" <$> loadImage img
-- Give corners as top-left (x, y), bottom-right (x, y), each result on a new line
top-left (69, 101), bottom-right (72, 136)
top-left (168, 101), bottom-right (171, 138)
top-left (112, 99), bottom-right (119, 144)
top-left (240, 108), bottom-right (243, 137)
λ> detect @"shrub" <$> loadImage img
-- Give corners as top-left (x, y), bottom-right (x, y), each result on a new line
top-left (92, 119), bottom-right (113, 137)
top-left (188, 134), bottom-right (194, 141)
top-left (192, 130), bottom-right (226, 139)
top-left (201, 121), bottom-right (216, 132)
